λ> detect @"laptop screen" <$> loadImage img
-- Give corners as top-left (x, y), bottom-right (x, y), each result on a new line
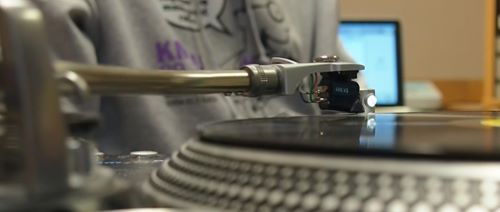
top-left (339, 21), bottom-right (403, 106)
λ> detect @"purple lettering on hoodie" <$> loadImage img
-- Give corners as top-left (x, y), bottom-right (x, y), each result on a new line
top-left (156, 41), bottom-right (174, 62)
top-left (239, 55), bottom-right (256, 67)
top-left (156, 40), bottom-right (204, 70)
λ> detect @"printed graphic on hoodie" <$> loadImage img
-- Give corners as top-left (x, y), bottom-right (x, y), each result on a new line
top-left (158, 0), bottom-right (230, 34)
top-left (243, 0), bottom-right (299, 59)
top-left (155, 40), bottom-right (204, 70)
top-left (157, 0), bottom-right (300, 70)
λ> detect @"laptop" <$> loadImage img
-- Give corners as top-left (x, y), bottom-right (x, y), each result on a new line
top-left (339, 20), bottom-right (411, 112)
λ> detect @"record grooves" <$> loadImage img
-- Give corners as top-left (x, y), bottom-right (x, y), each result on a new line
top-left (199, 113), bottom-right (500, 160)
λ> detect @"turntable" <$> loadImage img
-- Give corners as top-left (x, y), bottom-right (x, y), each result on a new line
top-left (2, 1), bottom-right (500, 212)
top-left (143, 113), bottom-right (500, 212)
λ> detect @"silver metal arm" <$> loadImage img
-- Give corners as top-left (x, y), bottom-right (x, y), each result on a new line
top-left (56, 60), bottom-right (365, 98)
top-left (56, 62), bottom-right (251, 96)
top-left (56, 59), bottom-right (373, 115)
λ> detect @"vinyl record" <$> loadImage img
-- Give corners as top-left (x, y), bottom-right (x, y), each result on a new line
top-left (199, 112), bottom-right (500, 159)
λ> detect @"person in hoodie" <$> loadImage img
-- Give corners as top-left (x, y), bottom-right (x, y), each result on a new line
top-left (30, 0), bottom-right (356, 155)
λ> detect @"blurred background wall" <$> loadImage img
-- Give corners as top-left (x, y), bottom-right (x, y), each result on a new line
top-left (339, 0), bottom-right (486, 81)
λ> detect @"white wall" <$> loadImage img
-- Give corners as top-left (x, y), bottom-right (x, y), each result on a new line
top-left (340, 0), bottom-right (486, 80)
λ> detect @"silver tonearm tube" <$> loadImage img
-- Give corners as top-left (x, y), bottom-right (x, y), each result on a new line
top-left (55, 59), bottom-right (365, 97)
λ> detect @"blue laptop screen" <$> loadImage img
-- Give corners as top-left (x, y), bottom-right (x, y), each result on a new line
top-left (339, 22), bottom-right (400, 106)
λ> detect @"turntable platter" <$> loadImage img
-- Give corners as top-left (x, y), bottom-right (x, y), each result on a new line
top-left (200, 113), bottom-right (500, 159)
top-left (143, 113), bottom-right (500, 211)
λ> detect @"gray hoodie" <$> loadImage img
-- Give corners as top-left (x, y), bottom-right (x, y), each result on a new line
top-left (31, 0), bottom-right (348, 154)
